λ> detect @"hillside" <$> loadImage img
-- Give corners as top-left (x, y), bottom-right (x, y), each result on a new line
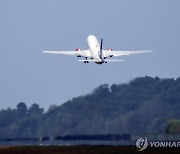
top-left (0, 76), bottom-right (180, 139)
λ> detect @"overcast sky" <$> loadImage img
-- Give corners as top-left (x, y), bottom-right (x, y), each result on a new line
top-left (0, 0), bottom-right (180, 110)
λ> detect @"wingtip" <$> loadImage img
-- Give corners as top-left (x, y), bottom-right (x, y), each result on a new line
top-left (147, 50), bottom-right (153, 53)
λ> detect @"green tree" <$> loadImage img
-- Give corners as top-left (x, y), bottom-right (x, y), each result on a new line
top-left (16, 102), bottom-right (28, 117)
top-left (29, 103), bottom-right (44, 115)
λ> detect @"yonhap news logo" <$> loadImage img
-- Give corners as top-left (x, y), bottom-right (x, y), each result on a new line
top-left (136, 137), bottom-right (148, 151)
top-left (136, 137), bottom-right (180, 151)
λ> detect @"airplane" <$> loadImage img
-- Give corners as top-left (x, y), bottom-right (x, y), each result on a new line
top-left (43, 35), bottom-right (152, 64)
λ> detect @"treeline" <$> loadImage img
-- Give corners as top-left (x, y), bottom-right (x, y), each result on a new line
top-left (0, 103), bottom-right (44, 138)
top-left (0, 76), bottom-right (180, 139)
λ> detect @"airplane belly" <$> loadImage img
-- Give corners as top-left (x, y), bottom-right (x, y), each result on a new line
top-left (89, 48), bottom-right (101, 61)
top-left (87, 35), bottom-right (102, 62)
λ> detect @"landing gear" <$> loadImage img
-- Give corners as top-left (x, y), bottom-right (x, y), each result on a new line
top-left (84, 57), bottom-right (89, 63)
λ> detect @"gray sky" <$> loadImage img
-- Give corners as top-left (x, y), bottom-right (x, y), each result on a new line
top-left (0, 0), bottom-right (180, 110)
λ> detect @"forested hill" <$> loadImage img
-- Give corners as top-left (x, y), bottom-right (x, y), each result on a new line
top-left (1, 76), bottom-right (180, 138)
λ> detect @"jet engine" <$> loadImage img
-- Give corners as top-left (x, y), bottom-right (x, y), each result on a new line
top-left (108, 48), bottom-right (113, 51)
top-left (75, 48), bottom-right (81, 51)
top-left (75, 48), bottom-right (81, 57)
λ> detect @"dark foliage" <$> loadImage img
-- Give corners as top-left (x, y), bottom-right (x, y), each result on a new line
top-left (0, 76), bottom-right (180, 138)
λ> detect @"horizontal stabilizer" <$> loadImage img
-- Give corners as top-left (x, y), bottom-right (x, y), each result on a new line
top-left (105, 59), bottom-right (124, 62)
top-left (78, 59), bottom-right (97, 62)
top-left (78, 59), bottom-right (124, 62)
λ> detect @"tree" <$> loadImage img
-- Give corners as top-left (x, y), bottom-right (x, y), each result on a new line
top-left (1, 76), bottom-right (180, 138)
top-left (29, 103), bottom-right (44, 115)
top-left (166, 120), bottom-right (180, 134)
top-left (16, 102), bottom-right (28, 117)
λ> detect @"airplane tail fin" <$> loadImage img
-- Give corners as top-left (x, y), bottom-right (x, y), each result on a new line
top-left (99, 38), bottom-right (103, 60)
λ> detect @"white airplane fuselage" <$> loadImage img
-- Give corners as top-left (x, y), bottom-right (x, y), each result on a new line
top-left (87, 35), bottom-right (102, 63)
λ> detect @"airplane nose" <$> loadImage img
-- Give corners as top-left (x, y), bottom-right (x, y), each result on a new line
top-left (87, 35), bottom-right (95, 40)
top-left (87, 35), bottom-right (96, 43)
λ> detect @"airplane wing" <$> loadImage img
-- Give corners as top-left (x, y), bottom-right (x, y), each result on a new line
top-left (103, 50), bottom-right (152, 57)
top-left (43, 50), bottom-right (91, 58)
